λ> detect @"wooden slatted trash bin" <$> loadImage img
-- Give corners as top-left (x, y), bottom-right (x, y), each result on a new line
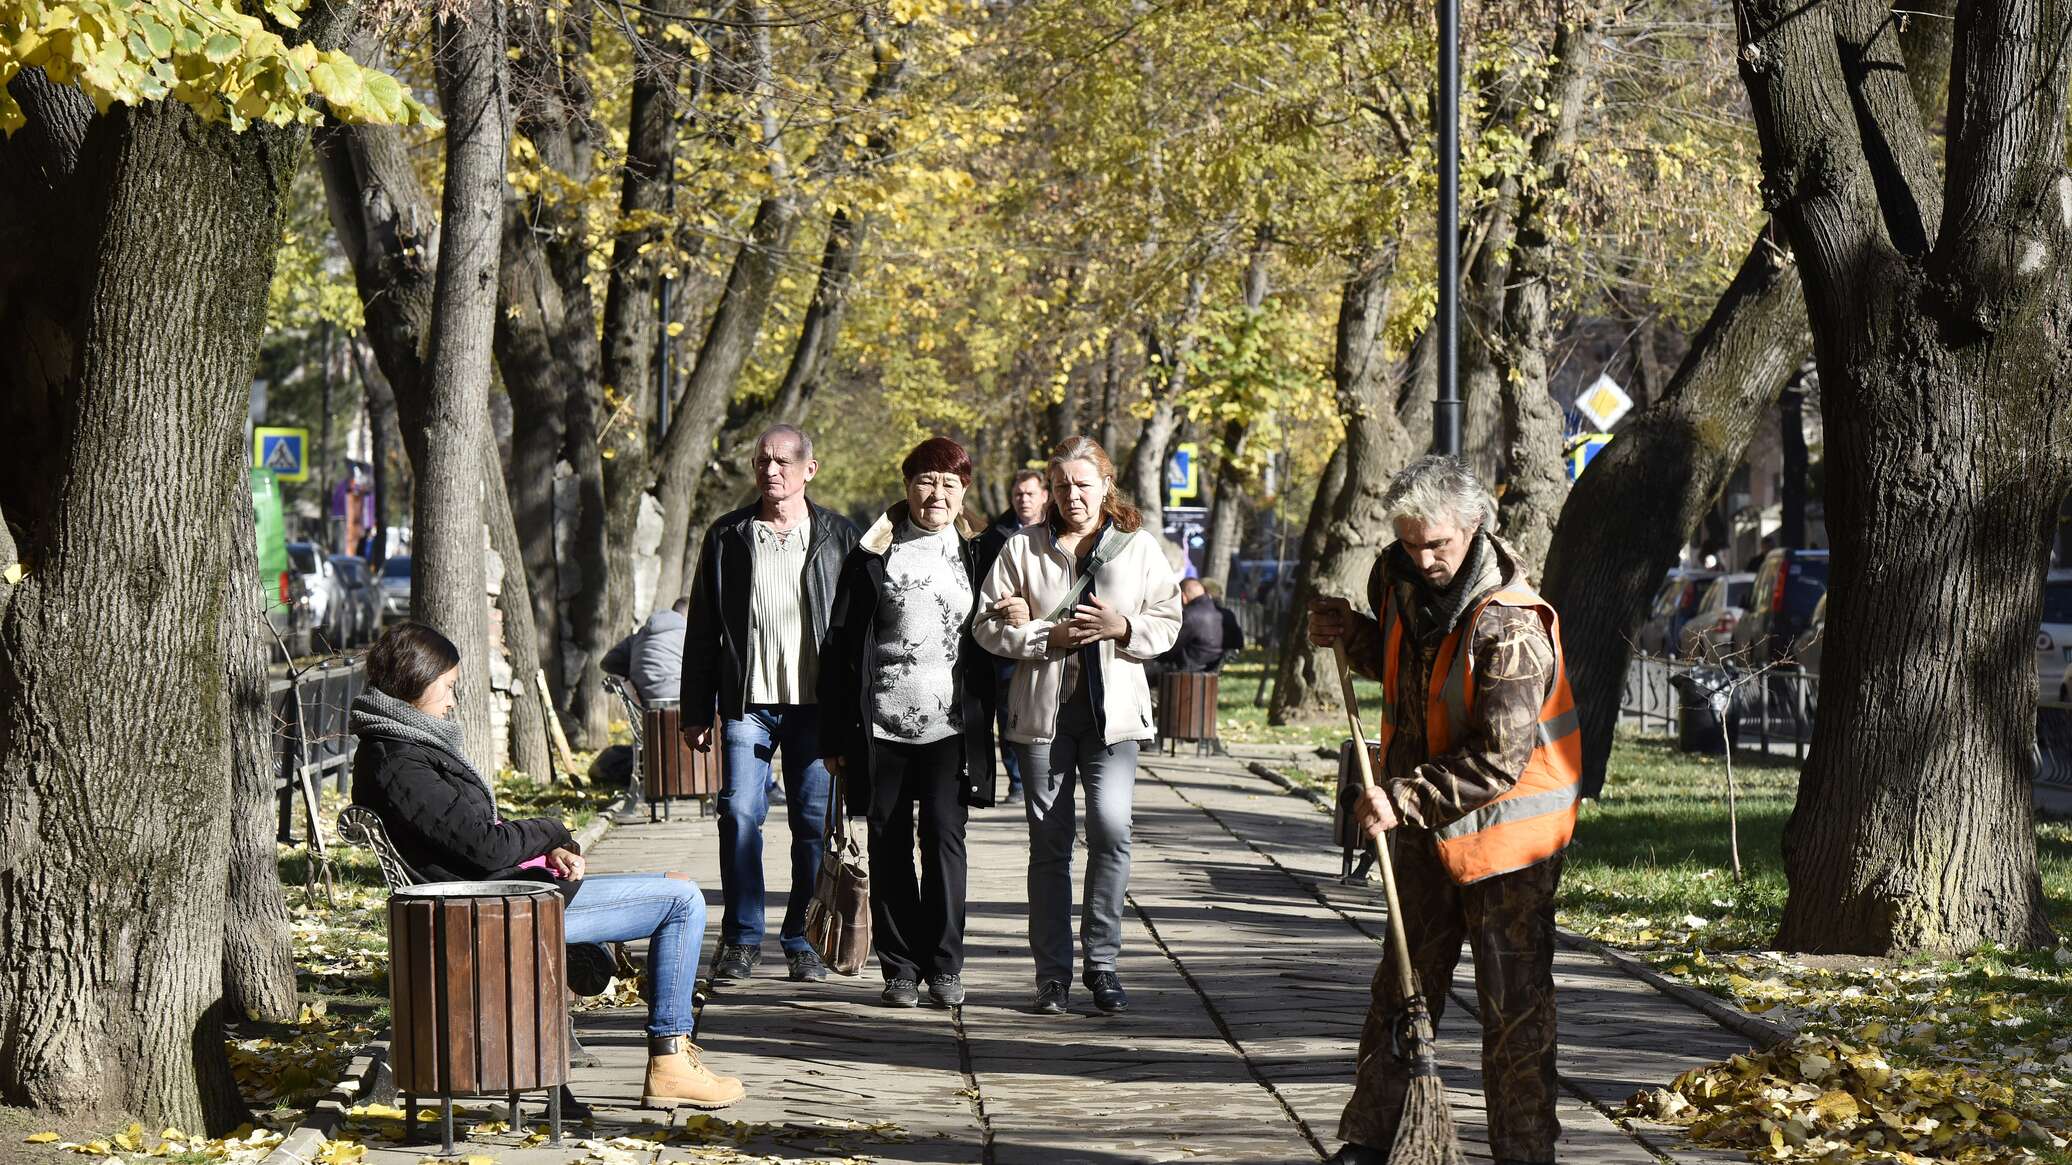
top-left (1156, 671), bottom-right (1220, 755)
top-left (642, 702), bottom-right (724, 821)
top-left (389, 880), bottom-right (569, 1154)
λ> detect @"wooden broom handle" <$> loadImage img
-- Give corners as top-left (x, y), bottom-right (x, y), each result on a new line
top-left (1333, 641), bottom-right (1421, 1003)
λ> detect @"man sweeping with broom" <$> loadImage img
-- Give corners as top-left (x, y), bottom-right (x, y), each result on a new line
top-left (1307, 454), bottom-right (1580, 1165)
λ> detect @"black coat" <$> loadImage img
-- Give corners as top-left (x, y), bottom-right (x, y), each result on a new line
top-left (680, 499), bottom-right (861, 723)
top-left (350, 735), bottom-right (579, 899)
top-left (1157, 593), bottom-right (1229, 674)
top-left (818, 504), bottom-right (1000, 816)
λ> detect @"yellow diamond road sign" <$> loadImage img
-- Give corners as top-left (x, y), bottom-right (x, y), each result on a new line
top-left (1576, 373), bottom-right (1633, 431)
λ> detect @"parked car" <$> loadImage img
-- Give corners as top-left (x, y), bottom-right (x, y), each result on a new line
top-left (289, 541), bottom-right (350, 650)
top-left (2039, 569), bottom-right (2072, 694)
top-left (1731, 548), bottom-right (1830, 663)
top-left (1637, 568), bottom-right (1719, 657)
top-left (250, 470), bottom-right (312, 661)
top-left (377, 554), bottom-right (413, 622)
top-left (1790, 593), bottom-right (1827, 677)
top-left (330, 554), bottom-right (380, 644)
top-left (1678, 573), bottom-right (1754, 661)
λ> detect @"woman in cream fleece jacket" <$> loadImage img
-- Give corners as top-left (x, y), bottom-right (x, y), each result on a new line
top-left (974, 436), bottom-right (1181, 1016)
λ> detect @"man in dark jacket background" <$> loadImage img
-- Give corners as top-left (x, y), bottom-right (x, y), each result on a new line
top-left (972, 467), bottom-right (1047, 804)
top-left (1150, 578), bottom-right (1229, 676)
top-left (681, 425), bottom-right (860, 985)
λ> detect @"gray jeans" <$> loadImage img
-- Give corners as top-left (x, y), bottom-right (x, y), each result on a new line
top-left (1016, 728), bottom-right (1140, 985)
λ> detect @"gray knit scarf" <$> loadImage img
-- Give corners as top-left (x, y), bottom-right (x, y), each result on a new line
top-left (350, 688), bottom-right (499, 814)
top-left (1392, 529), bottom-right (1499, 647)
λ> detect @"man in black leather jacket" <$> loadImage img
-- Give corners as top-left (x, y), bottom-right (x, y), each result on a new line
top-left (680, 425), bottom-right (860, 985)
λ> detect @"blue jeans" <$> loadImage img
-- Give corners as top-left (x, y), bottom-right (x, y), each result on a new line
top-left (564, 873), bottom-right (705, 1037)
top-left (718, 704), bottom-right (833, 955)
top-left (995, 660), bottom-right (1021, 793)
top-left (1017, 731), bottom-right (1139, 984)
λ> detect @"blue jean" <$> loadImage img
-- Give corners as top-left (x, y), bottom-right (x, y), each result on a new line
top-left (1017, 731), bottom-right (1140, 984)
top-left (718, 703), bottom-right (833, 955)
top-left (995, 659), bottom-right (1021, 793)
top-left (563, 873), bottom-right (705, 1037)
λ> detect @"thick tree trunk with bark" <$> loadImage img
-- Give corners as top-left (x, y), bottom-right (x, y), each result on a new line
top-left (1540, 230), bottom-right (1806, 797)
top-left (221, 490), bottom-right (299, 1023)
top-left (1312, 257), bottom-right (1419, 607)
top-left (0, 74), bottom-right (305, 1133)
top-left (352, 337), bottom-right (406, 567)
top-left (415, 0), bottom-right (510, 769)
top-left (594, 0), bottom-right (691, 682)
top-left (1269, 440), bottom-right (1348, 722)
top-left (1495, 19), bottom-right (1598, 578)
top-left (1734, 0), bottom-right (2072, 953)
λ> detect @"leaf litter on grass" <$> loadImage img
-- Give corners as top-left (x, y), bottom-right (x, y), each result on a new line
top-left (1568, 735), bottom-right (2072, 1163)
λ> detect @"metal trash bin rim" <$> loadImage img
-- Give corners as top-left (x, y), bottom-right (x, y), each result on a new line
top-left (391, 879), bottom-right (560, 900)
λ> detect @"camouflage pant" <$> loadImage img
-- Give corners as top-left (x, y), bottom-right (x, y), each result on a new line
top-left (1338, 830), bottom-right (1563, 1163)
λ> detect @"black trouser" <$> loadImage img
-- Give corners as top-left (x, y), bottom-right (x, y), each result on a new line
top-left (866, 736), bottom-right (969, 982)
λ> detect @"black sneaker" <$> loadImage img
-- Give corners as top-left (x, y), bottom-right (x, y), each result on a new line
top-left (1033, 979), bottom-right (1069, 1015)
top-left (927, 973), bottom-right (966, 1007)
top-left (567, 942), bottom-right (616, 996)
top-left (710, 943), bottom-right (760, 981)
top-left (788, 949), bottom-right (829, 982)
top-left (1004, 787), bottom-right (1024, 806)
top-left (1085, 970), bottom-right (1129, 1014)
top-left (1321, 1144), bottom-right (1387, 1165)
top-left (882, 978), bottom-right (921, 1007)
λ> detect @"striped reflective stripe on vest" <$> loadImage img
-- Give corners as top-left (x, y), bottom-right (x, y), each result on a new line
top-left (1536, 706), bottom-right (1579, 747)
top-left (1431, 782), bottom-right (1581, 842)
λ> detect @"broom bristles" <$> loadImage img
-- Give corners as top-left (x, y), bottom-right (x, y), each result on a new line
top-left (1386, 1002), bottom-right (1465, 1165)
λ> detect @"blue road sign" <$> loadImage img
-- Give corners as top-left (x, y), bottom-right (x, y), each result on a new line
top-left (254, 426), bottom-right (309, 483)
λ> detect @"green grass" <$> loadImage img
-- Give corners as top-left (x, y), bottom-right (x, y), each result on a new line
top-left (1213, 648), bottom-right (1386, 749)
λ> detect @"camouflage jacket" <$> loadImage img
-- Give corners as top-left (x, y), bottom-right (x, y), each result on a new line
top-left (1341, 534), bottom-right (1557, 832)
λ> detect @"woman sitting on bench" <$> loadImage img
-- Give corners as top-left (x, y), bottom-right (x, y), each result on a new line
top-left (350, 620), bottom-right (745, 1112)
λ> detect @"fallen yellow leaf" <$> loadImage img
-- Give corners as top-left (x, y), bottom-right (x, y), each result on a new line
top-left (23, 1133), bottom-right (58, 1144)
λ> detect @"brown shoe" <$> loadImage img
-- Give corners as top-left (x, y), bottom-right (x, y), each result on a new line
top-left (641, 1035), bottom-right (745, 1110)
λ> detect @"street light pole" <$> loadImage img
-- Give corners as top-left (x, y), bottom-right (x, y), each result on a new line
top-left (1433, 0), bottom-right (1463, 457)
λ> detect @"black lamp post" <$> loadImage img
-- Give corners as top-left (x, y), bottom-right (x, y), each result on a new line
top-left (1432, 0), bottom-right (1463, 458)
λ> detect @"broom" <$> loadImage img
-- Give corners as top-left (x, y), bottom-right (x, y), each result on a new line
top-left (1333, 641), bottom-right (1464, 1165)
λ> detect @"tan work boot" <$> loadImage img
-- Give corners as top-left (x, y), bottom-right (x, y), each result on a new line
top-left (642, 1035), bottom-right (745, 1110)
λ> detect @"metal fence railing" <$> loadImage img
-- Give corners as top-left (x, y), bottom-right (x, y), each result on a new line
top-left (269, 655), bottom-right (365, 902)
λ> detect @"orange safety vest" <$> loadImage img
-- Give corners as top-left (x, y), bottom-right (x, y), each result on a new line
top-left (1377, 585), bottom-right (1582, 884)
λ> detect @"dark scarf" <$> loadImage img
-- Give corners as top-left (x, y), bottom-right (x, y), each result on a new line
top-left (350, 688), bottom-right (499, 814)
top-left (1394, 529), bottom-right (1499, 646)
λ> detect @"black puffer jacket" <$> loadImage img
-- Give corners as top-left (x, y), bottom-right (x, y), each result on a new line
top-left (350, 736), bottom-right (579, 900)
top-left (680, 499), bottom-right (861, 723)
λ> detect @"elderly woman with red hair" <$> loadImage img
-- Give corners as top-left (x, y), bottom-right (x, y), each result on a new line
top-left (818, 436), bottom-right (998, 1009)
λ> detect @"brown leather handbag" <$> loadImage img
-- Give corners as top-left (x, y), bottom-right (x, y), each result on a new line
top-left (803, 770), bottom-right (872, 975)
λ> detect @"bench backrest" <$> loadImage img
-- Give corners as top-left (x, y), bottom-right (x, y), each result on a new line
top-left (336, 805), bottom-right (422, 893)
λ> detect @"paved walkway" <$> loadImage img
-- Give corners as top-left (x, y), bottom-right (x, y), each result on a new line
top-left (350, 754), bottom-right (1757, 1164)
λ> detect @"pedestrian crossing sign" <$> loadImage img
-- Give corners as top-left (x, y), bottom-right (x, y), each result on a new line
top-left (1565, 432), bottom-right (1613, 481)
top-left (254, 427), bottom-right (309, 483)
top-left (1166, 442), bottom-right (1200, 507)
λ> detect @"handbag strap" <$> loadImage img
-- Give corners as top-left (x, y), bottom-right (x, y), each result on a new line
top-left (1041, 526), bottom-right (1127, 623)
top-left (825, 764), bottom-right (848, 847)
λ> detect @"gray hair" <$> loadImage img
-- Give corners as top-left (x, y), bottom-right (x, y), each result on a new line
top-left (756, 424), bottom-right (813, 460)
top-left (1383, 455), bottom-right (1496, 532)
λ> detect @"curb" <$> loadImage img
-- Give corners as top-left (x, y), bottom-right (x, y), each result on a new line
top-left (1556, 928), bottom-right (1798, 1049)
top-left (1243, 760), bottom-right (1331, 810)
top-left (1235, 756), bottom-right (1798, 1052)
top-left (257, 1039), bottom-right (390, 1165)
top-left (260, 781), bottom-right (642, 1164)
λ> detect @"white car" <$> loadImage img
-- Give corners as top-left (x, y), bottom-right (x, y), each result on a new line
top-left (2040, 569), bottom-right (2072, 695)
top-left (288, 541), bottom-right (349, 650)
top-left (1678, 573), bottom-right (1754, 662)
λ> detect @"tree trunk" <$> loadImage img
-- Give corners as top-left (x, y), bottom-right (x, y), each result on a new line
top-left (1313, 255), bottom-right (1419, 608)
top-left (1123, 272), bottom-right (1210, 530)
top-left (594, 0), bottom-right (691, 684)
top-left (1460, 199), bottom-right (1515, 486)
top-left (1734, 0), bottom-right (2071, 953)
top-left (1540, 229), bottom-right (1807, 798)
top-left (1202, 418), bottom-right (1249, 590)
top-left (221, 485), bottom-right (299, 1023)
top-left (1494, 19), bottom-right (1599, 578)
top-left (352, 337), bottom-right (405, 567)
top-left (493, 185), bottom-right (569, 711)
top-left (1269, 439), bottom-right (1349, 723)
top-left (0, 75), bottom-right (304, 1133)
top-left (482, 436), bottom-right (554, 779)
